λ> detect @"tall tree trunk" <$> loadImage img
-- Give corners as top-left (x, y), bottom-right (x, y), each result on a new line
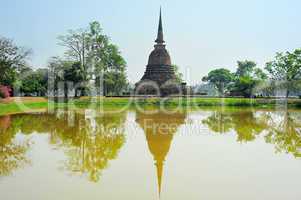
top-left (286, 89), bottom-right (290, 98)
top-left (64, 82), bottom-right (68, 98)
top-left (75, 88), bottom-right (78, 98)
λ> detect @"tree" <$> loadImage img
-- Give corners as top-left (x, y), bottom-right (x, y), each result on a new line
top-left (47, 57), bottom-right (66, 97)
top-left (48, 57), bottom-right (90, 98)
top-left (35, 68), bottom-right (49, 95)
top-left (254, 68), bottom-right (268, 80)
top-left (232, 76), bottom-right (257, 98)
top-left (57, 21), bottom-right (128, 96)
top-left (63, 62), bottom-right (85, 97)
top-left (231, 60), bottom-right (267, 97)
top-left (171, 64), bottom-right (183, 82)
top-left (236, 60), bottom-right (256, 77)
top-left (265, 49), bottom-right (301, 97)
top-left (202, 68), bottom-right (234, 96)
top-left (0, 36), bottom-right (31, 87)
top-left (20, 68), bottom-right (48, 96)
top-left (96, 43), bottom-right (127, 96)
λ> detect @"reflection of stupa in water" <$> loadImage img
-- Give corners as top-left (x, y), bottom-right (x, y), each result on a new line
top-left (136, 111), bottom-right (186, 197)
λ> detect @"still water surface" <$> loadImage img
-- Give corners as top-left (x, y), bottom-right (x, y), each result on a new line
top-left (0, 108), bottom-right (300, 200)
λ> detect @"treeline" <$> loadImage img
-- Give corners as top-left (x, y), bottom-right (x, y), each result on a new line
top-left (0, 21), bottom-right (128, 98)
top-left (1, 22), bottom-right (301, 98)
top-left (202, 49), bottom-right (301, 98)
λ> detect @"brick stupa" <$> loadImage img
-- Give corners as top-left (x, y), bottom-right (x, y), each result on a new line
top-left (135, 9), bottom-right (186, 96)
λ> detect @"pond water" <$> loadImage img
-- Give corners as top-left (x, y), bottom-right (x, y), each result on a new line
top-left (0, 108), bottom-right (300, 200)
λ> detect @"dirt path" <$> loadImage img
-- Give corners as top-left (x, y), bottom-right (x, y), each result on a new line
top-left (0, 97), bottom-right (48, 104)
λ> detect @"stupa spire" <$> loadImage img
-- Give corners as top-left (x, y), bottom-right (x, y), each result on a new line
top-left (155, 7), bottom-right (165, 44)
top-left (156, 160), bottom-right (164, 198)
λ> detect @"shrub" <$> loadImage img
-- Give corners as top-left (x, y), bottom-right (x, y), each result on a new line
top-left (0, 85), bottom-right (11, 98)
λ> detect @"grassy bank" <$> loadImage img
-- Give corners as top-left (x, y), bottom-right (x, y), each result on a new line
top-left (0, 101), bottom-right (48, 115)
top-left (73, 97), bottom-right (301, 107)
top-left (1, 97), bottom-right (301, 116)
top-left (0, 97), bottom-right (64, 115)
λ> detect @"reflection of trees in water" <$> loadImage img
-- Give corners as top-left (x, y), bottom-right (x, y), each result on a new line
top-left (64, 133), bottom-right (124, 182)
top-left (58, 112), bottom-right (126, 182)
top-left (136, 111), bottom-right (187, 197)
top-left (203, 109), bottom-right (301, 157)
top-left (265, 111), bottom-right (301, 158)
top-left (202, 110), bottom-right (268, 142)
top-left (0, 110), bottom-right (126, 181)
top-left (0, 116), bottom-right (30, 176)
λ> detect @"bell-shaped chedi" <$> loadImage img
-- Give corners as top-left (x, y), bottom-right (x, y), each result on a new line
top-left (135, 9), bottom-right (186, 96)
top-left (135, 111), bottom-right (186, 197)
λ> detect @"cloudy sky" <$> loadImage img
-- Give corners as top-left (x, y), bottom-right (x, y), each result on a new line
top-left (1, 0), bottom-right (300, 84)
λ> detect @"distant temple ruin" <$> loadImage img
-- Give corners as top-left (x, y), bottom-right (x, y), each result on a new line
top-left (135, 9), bottom-right (186, 96)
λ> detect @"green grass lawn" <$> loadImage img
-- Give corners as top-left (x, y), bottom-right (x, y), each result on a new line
top-left (0, 101), bottom-right (48, 115)
top-left (1, 97), bottom-right (301, 116)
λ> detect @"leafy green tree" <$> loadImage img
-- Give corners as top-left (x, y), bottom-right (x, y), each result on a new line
top-left (171, 64), bottom-right (183, 82)
top-left (57, 21), bottom-right (128, 96)
top-left (0, 36), bottom-right (31, 88)
top-left (254, 68), bottom-right (268, 80)
top-left (95, 43), bottom-right (127, 96)
top-left (232, 76), bottom-right (257, 98)
top-left (48, 57), bottom-right (86, 97)
top-left (202, 68), bottom-right (234, 96)
top-left (20, 68), bottom-right (48, 96)
top-left (47, 57), bottom-right (67, 97)
top-left (235, 60), bottom-right (256, 77)
top-left (265, 49), bottom-right (301, 97)
top-left (101, 70), bottom-right (128, 96)
top-left (231, 60), bottom-right (267, 97)
top-left (63, 62), bottom-right (86, 97)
